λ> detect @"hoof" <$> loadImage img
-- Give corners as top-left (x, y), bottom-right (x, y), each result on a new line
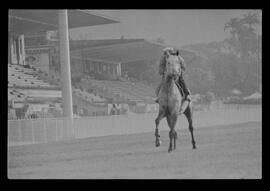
top-left (193, 145), bottom-right (196, 149)
top-left (155, 139), bottom-right (161, 147)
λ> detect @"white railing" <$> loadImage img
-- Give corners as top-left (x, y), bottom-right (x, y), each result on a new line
top-left (8, 104), bottom-right (262, 147)
top-left (8, 118), bottom-right (74, 146)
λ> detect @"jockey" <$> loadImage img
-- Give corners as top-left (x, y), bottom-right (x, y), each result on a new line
top-left (155, 47), bottom-right (191, 103)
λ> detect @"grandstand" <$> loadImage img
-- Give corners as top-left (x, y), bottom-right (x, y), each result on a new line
top-left (9, 34), bottom-right (199, 118)
top-left (71, 39), bottom-right (165, 64)
top-left (68, 39), bottom-right (164, 105)
top-left (9, 10), bottom-right (197, 119)
top-left (8, 64), bottom-right (58, 89)
top-left (8, 61), bottom-right (113, 118)
top-left (8, 88), bottom-right (26, 101)
top-left (80, 78), bottom-right (155, 104)
top-left (9, 36), bottom-right (178, 119)
top-left (70, 38), bottom-right (144, 50)
top-left (73, 86), bottom-right (107, 104)
top-left (8, 63), bottom-right (63, 119)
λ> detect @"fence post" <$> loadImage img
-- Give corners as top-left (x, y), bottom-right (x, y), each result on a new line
top-left (112, 114), bottom-right (114, 129)
top-left (31, 119), bottom-right (34, 144)
top-left (18, 120), bottom-right (22, 144)
top-left (55, 119), bottom-right (58, 142)
top-left (73, 118), bottom-right (77, 139)
top-left (44, 117), bottom-right (47, 143)
top-left (61, 118), bottom-right (64, 141)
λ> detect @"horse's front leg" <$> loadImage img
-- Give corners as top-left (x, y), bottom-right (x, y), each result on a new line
top-left (168, 130), bottom-right (174, 152)
top-left (168, 129), bottom-right (177, 152)
top-left (167, 114), bottom-right (178, 152)
top-left (155, 118), bottom-right (161, 147)
top-left (155, 110), bottom-right (165, 147)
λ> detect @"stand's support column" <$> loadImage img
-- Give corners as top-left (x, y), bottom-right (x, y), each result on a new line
top-left (58, 9), bottom-right (73, 119)
top-left (58, 10), bottom-right (74, 139)
top-left (116, 62), bottom-right (122, 77)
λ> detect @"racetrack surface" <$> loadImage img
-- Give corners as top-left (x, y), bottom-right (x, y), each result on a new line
top-left (8, 121), bottom-right (261, 179)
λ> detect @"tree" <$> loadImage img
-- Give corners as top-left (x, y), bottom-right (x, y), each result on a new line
top-left (224, 11), bottom-right (261, 92)
top-left (242, 11), bottom-right (260, 30)
top-left (224, 12), bottom-right (260, 62)
top-left (224, 18), bottom-right (242, 41)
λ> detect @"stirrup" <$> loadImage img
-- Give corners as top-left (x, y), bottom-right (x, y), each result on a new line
top-left (154, 98), bottom-right (159, 103)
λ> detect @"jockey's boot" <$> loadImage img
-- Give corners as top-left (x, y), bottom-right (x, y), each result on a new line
top-left (179, 99), bottom-right (189, 114)
top-left (185, 94), bottom-right (192, 102)
top-left (178, 78), bottom-right (191, 102)
top-left (179, 94), bottom-right (191, 114)
top-left (179, 88), bottom-right (191, 114)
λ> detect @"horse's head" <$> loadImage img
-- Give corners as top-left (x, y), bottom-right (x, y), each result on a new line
top-left (164, 53), bottom-right (181, 81)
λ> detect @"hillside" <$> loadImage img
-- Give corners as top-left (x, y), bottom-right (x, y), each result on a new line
top-left (180, 40), bottom-right (261, 96)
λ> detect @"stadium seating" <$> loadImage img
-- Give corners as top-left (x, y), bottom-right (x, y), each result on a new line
top-left (8, 88), bottom-right (26, 101)
top-left (8, 64), bottom-right (108, 106)
top-left (80, 79), bottom-right (155, 103)
top-left (8, 64), bottom-right (57, 89)
top-left (72, 87), bottom-right (107, 104)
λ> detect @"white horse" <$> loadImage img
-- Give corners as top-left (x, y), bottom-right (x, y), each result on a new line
top-left (154, 53), bottom-right (196, 152)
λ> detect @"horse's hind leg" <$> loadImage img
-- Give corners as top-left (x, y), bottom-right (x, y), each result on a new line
top-left (184, 105), bottom-right (196, 149)
top-left (155, 110), bottom-right (165, 147)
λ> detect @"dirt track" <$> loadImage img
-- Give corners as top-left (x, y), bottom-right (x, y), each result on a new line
top-left (8, 121), bottom-right (261, 179)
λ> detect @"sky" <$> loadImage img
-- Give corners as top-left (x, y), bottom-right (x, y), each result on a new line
top-left (70, 9), bottom-right (262, 47)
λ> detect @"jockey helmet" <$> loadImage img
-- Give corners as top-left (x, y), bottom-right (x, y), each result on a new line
top-left (163, 47), bottom-right (180, 56)
top-left (163, 47), bottom-right (174, 52)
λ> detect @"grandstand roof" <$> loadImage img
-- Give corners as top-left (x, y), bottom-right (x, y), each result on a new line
top-left (71, 40), bottom-right (167, 64)
top-left (70, 39), bottom-right (145, 50)
top-left (9, 10), bottom-right (120, 35)
top-left (71, 40), bottom-right (198, 64)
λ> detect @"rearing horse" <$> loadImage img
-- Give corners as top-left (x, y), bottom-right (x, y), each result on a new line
top-left (155, 53), bottom-right (196, 152)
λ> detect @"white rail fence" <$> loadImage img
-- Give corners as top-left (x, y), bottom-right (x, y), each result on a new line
top-left (8, 104), bottom-right (262, 147)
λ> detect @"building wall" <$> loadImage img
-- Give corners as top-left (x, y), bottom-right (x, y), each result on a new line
top-left (39, 53), bottom-right (50, 73)
top-left (25, 50), bottom-right (50, 73)
top-left (80, 59), bottom-right (120, 80)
